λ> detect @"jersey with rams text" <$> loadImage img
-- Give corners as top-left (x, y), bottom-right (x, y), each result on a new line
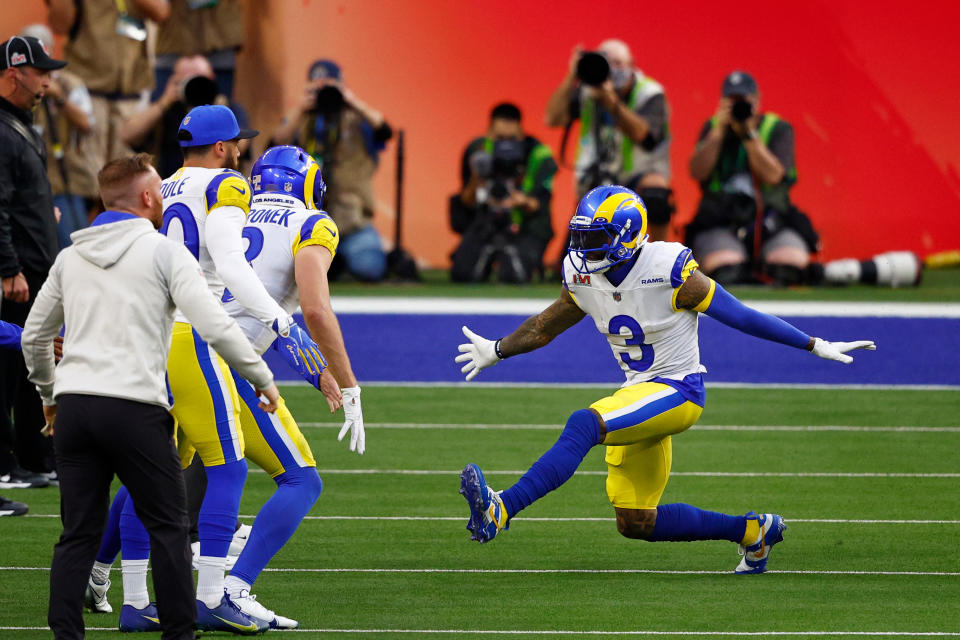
top-left (224, 193), bottom-right (340, 353)
top-left (562, 241), bottom-right (705, 386)
top-left (160, 166), bottom-right (252, 322)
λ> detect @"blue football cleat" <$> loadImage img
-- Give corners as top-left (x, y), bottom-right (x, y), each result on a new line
top-left (118, 602), bottom-right (161, 632)
top-left (735, 511), bottom-right (787, 574)
top-left (196, 591), bottom-right (268, 635)
top-left (459, 463), bottom-right (508, 543)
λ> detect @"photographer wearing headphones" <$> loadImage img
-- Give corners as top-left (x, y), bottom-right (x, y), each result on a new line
top-left (449, 103), bottom-right (557, 284)
top-left (687, 71), bottom-right (818, 286)
top-left (545, 39), bottom-right (673, 242)
top-left (270, 60), bottom-right (393, 282)
top-left (120, 55), bottom-right (251, 179)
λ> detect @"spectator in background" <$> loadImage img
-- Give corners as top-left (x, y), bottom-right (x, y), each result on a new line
top-left (449, 103), bottom-right (557, 284)
top-left (687, 71), bottom-right (818, 286)
top-left (545, 39), bottom-right (674, 242)
top-left (153, 0), bottom-right (245, 102)
top-left (21, 24), bottom-right (97, 248)
top-left (121, 55), bottom-right (251, 178)
top-left (48, 0), bottom-right (170, 170)
top-left (271, 60), bottom-right (392, 282)
top-left (0, 35), bottom-right (66, 488)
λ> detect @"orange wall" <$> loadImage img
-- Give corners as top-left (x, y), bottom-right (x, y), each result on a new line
top-left (6, 1), bottom-right (960, 266)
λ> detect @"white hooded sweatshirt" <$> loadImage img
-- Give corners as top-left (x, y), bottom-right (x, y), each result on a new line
top-left (22, 215), bottom-right (273, 407)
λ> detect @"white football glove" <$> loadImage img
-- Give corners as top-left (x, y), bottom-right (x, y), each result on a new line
top-left (337, 386), bottom-right (365, 455)
top-left (270, 315), bottom-right (294, 338)
top-left (810, 338), bottom-right (876, 364)
top-left (455, 325), bottom-right (501, 381)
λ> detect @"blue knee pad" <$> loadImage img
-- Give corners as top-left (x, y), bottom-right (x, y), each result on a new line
top-left (199, 459), bottom-right (248, 558)
top-left (119, 490), bottom-right (150, 561)
top-left (229, 466), bottom-right (322, 586)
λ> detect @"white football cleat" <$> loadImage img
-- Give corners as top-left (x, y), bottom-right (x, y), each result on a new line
top-left (228, 523), bottom-right (252, 557)
top-left (231, 589), bottom-right (298, 629)
top-left (84, 576), bottom-right (112, 613)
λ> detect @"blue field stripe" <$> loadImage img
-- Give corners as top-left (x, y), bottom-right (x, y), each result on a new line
top-left (230, 368), bottom-right (298, 472)
top-left (192, 329), bottom-right (237, 463)
top-left (258, 313), bottom-right (959, 386)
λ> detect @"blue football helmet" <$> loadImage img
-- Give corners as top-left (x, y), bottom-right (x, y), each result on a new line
top-left (568, 185), bottom-right (649, 274)
top-left (250, 145), bottom-right (326, 210)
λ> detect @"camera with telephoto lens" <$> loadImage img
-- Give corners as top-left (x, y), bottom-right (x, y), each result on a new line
top-left (476, 138), bottom-right (526, 228)
top-left (312, 85), bottom-right (345, 115)
top-left (183, 76), bottom-right (219, 108)
top-left (576, 51), bottom-right (610, 87)
top-left (732, 98), bottom-right (754, 122)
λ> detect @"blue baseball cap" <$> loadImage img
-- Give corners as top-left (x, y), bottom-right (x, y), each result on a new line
top-left (177, 104), bottom-right (258, 148)
top-left (308, 59), bottom-right (341, 81)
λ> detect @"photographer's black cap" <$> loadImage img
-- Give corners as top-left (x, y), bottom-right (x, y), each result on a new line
top-left (722, 70), bottom-right (757, 96)
top-left (0, 36), bottom-right (66, 71)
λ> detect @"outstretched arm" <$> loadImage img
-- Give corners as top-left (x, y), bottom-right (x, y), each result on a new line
top-left (456, 288), bottom-right (585, 381)
top-left (676, 270), bottom-right (875, 363)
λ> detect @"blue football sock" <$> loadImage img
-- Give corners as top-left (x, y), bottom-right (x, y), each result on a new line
top-left (119, 490), bottom-right (150, 561)
top-left (500, 409), bottom-right (601, 519)
top-left (96, 485), bottom-right (128, 564)
top-left (199, 459), bottom-right (248, 558)
top-left (229, 466), bottom-right (322, 587)
top-left (648, 503), bottom-right (747, 543)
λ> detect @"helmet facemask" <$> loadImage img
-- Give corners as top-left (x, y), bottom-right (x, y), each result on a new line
top-left (568, 217), bottom-right (641, 274)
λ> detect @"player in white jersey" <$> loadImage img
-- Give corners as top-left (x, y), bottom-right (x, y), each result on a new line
top-left (216, 145), bottom-right (365, 628)
top-left (456, 186), bottom-right (875, 574)
top-left (110, 106), bottom-right (331, 634)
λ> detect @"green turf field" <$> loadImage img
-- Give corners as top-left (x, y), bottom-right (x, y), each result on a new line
top-left (2, 385), bottom-right (958, 638)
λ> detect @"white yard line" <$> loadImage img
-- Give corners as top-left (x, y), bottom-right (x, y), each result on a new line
top-left (298, 422), bottom-right (960, 432)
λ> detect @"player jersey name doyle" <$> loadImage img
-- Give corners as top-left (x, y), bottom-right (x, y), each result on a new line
top-left (248, 207), bottom-right (296, 227)
top-left (161, 176), bottom-right (191, 199)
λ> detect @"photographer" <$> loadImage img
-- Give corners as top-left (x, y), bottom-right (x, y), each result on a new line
top-left (545, 39), bottom-right (673, 241)
top-left (449, 103), bottom-right (557, 284)
top-left (270, 60), bottom-right (392, 282)
top-left (120, 55), bottom-right (250, 178)
top-left (687, 71), bottom-right (817, 286)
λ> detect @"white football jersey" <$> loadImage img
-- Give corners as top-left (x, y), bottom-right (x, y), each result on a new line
top-left (562, 241), bottom-right (705, 386)
top-left (224, 193), bottom-right (340, 354)
top-left (160, 166), bottom-right (253, 323)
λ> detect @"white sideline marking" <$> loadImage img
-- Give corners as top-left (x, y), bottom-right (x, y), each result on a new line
top-left (329, 296), bottom-right (960, 318)
top-left (2, 566), bottom-right (957, 577)
top-left (3, 627), bottom-right (959, 637)
top-left (20, 515), bottom-right (960, 525)
top-left (300, 422), bottom-right (960, 432)
top-left (331, 381), bottom-right (960, 391)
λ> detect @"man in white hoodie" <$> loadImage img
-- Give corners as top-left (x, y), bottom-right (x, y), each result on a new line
top-left (22, 153), bottom-right (280, 640)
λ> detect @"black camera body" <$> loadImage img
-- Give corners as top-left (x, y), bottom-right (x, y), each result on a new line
top-left (313, 85), bottom-right (345, 115)
top-left (183, 76), bottom-right (219, 109)
top-left (732, 99), bottom-right (754, 122)
top-left (476, 138), bottom-right (527, 229)
top-left (576, 51), bottom-right (610, 87)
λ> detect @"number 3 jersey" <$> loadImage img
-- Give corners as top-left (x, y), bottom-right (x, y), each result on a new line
top-left (160, 166), bottom-right (253, 323)
top-left (562, 241), bottom-right (706, 387)
top-left (224, 193), bottom-right (340, 354)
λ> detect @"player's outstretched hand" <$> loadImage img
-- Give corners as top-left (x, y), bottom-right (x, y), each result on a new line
top-left (456, 326), bottom-right (499, 381)
top-left (319, 370), bottom-right (343, 413)
top-left (338, 386), bottom-right (365, 455)
top-left (810, 338), bottom-right (876, 364)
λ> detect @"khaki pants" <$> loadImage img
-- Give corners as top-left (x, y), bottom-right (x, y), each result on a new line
top-left (89, 95), bottom-right (143, 171)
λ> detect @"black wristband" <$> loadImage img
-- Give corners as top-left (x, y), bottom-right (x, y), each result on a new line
top-left (493, 338), bottom-right (505, 360)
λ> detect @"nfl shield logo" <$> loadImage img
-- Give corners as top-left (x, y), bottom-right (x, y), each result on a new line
top-left (612, 292), bottom-right (622, 302)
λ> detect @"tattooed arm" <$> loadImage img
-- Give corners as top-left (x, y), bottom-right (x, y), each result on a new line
top-left (499, 288), bottom-right (586, 357)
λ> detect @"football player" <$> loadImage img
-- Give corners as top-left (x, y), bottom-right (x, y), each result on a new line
top-left (214, 145), bottom-right (364, 628)
top-left (456, 185), bottom-right (875, 573)
top-left (114, 106), bottom-right (337, 634)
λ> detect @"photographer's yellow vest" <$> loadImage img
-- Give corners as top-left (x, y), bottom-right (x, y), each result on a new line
top-left (481, 137), bottom-right (554, 226)
top-left (706, 113), bottom-right (796, 193)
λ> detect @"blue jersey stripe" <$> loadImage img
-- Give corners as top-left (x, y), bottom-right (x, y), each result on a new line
top-left (604, 390), bottom-right (687, 433)
top-left (670, 248), bottom-right (693, 289)
top-left (298, 213), bottom-right (329, 244)
top-left (230, 368), bottom-right (299, 473)
top-left (191, 329), bottom-right (237, 463)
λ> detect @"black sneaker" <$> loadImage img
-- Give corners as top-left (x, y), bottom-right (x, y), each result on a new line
top-left (41, 470), bottom-right (59, 487)
top-left (0, 495), bottom-right (28, 516)
top-left (0, 467), bottom-right (51, 489)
